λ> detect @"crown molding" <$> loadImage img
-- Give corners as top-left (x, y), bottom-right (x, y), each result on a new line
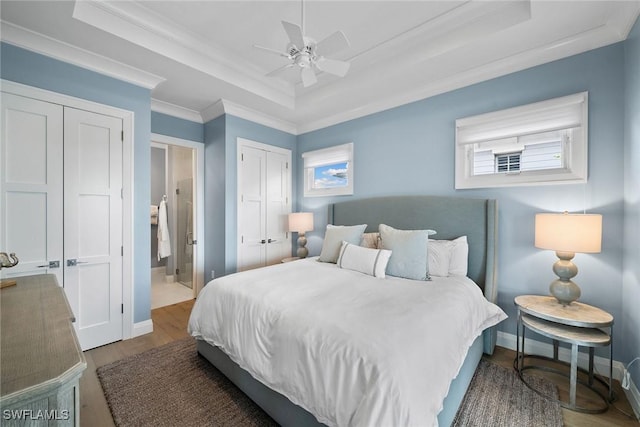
top-left (296, 19), bottom-right (629, 134)
top-left (201, 99), bottom-right (297, 135)
top-left (0, 20), bottom-right (165, 90)
top-left (72, 0), bottom-right (295, 110)
top-left (151, 98), bottom-right (203, 123)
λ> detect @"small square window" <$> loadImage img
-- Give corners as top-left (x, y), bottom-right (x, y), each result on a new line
top-left (302, 143), bottom-right (353, 197)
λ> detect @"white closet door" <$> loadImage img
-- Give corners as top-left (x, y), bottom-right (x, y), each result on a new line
top-left (238, 145), bottom-right (267, 271)
top-left (0, 93), bottom-right (64, 285)
top-left (237, 140), bottom-right (291, 272)
top-left (265, 151), bottom-right (290, 265)
top-left (64, 107), bottom-right (123, 350)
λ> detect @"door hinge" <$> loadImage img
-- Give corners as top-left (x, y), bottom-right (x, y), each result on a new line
top-left (121, 130), bottom-right (124, 141)
top-left (241, 235), bottom-right (244, 244)
top-left (241, 153), bottom-right (244, 161)
top-left (121, 188), bottom-right (123, 199)
top-left (176, 268), bottom-right (180, 275)
top-left (286, 161), bottom-right (289, 169)
top-left (176, 188), bottom-right (180, 195)
top-left (121, 246), bottom-right (123, 256)
top-left (192, 240), bottom-right (197, 245)
top-left (121, 304), bottom-right (124, 314)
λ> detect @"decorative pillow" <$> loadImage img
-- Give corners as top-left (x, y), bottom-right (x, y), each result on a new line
top-left (336, 241), bottom-right (392, 278)
top-left (429, 236), bottom-right (469, 277)
top-left (318, 224), bottom-right (367, 263)
top-left (378, 224), bottom-right (435, 281)
top-left (360, 232), bottom-right (380, 249)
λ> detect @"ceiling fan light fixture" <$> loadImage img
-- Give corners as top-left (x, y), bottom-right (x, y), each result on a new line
top-left (253, 1), bottom-right (351, 87)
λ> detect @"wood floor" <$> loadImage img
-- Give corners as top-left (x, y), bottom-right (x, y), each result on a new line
top-left (80, 299), bottom-right (639, 427)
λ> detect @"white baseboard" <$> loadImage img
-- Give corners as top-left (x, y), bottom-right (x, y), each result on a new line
top-left (132, 319), bottom-right (154, 338)
top-left (626, 376), bottom-right (640, 419)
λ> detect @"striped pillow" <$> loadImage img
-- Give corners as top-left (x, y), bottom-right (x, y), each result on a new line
top-left (336, 241), bottom-right (392, 278)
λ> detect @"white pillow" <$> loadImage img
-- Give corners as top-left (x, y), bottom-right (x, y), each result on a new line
top-left (428, 236), bottom-right (469, 277)
top-left (318, 224), bottom-right (367, 263)
top-left (360, 232), bottom-right (380, 249)
top-left (336, 241), bottom-right (392, 278)
top-left (379, 224), bottom-right (436, 281)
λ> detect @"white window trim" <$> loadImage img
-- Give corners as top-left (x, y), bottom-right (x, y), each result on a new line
top-left (302, 142), bottom-right (354, 197)
top-left (455, 92), bottom-right (588, 189)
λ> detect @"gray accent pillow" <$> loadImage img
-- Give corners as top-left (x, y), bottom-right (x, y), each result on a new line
top-left (318, 224), bottom-right (367, 263)
top-left (379, 223), bottom-right (434, 281)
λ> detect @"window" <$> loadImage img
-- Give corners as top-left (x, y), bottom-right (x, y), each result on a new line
top-left (455, 92), bottom-right (588, 189)
top-left (496, 153), bottom-right (521, 172)
top-left (302, 143), bottom-right (353, 197)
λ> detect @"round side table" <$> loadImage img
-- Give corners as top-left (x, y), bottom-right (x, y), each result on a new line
top-left (514, 295), bottom-right (614, 413)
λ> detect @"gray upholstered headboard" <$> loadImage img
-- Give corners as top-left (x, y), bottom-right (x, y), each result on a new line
top-left (329, 196), bottom-right (499, 353)
top-left (330, 200), bottom-right (498, 297)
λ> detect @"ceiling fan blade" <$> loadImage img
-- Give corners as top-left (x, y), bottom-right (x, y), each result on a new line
top-left (282, 21), bottom-right (305, 49)
top-left (267, 63), bottom-right (295, 77)
top-left (253, 44), bottom-right (289, 58)
top-left (315, 31), bottom-right (349, 57)
top-left (301, 67), bottom-right (317, 87)
top-left (315, 58), bottom-right (350, 77)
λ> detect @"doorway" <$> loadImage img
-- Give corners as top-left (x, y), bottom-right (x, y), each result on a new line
top-left (150, 134), bottom-right (204, 309)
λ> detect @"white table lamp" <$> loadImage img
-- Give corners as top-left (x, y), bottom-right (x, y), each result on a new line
top-left (289, 212), bottom-right (314, 258)
top-left (535, 212), bottom-right (602, 306)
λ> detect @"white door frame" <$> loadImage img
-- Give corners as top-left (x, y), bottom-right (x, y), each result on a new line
top-left (1, 79), bottom-right (135, 340)
top-left (151, 133), bottom-right (205, 296)
top-left (236, 137), bottom-right (292, 271)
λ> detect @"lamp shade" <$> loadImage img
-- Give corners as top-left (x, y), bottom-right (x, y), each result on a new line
top-left (288, 212), bottom-right (314, 233)
top-left (535, 212), bottom-right (602, 253)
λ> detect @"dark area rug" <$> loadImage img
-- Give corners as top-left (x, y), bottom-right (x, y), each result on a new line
top-left (97, 337), bottom-right (562, 427)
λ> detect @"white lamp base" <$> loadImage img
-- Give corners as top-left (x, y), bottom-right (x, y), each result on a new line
top-left (550, 251), bottom-right (581, 306)
top-left (296, 234), bottom-right (308, 258)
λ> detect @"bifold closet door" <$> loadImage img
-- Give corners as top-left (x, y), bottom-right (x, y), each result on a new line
top-left (237, 143), bottom-right (291, 272)
top-left (0, 93), bottom-right (64, 285)
top-left (238, 145), bottom-right (267, 271)
top-left (64, 107), bottom-right (123, 350)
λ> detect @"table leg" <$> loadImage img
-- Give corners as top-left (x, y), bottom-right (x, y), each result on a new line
top-left (609, 329), bottom-right (614, 401)
top-left (570, 343), bottom-right (578, 407)
top-left (589, 347), bottom-right (595, 386)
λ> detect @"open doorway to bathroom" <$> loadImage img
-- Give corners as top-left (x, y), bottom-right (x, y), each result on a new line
top-left (150, 135), bottom-right (204, 309)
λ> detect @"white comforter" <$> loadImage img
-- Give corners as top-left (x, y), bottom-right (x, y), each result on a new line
top-left (188, 258), bottom-right (506, 427)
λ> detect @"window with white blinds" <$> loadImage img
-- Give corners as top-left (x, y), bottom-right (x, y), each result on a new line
top-left (455, 92), bottom-right (588, 189)
top-left (302, 142), bottom-right (353, 197)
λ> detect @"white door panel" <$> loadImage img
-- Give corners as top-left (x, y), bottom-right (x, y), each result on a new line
top-left (64, 107), bottom-right (123, 350)
top-left (1, 93), bottom-right (63, 284)
top-left (265, 151), bottom-right (289, 265)
top-left (238, 146), bottom-right (266, 271)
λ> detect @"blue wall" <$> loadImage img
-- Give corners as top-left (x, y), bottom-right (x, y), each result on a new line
top-left (623, 17), bottom-right (640, 385)
top-left (1, 43), bottom-right (153, 324)
top-left (297, 43), bottom-right (628, 360)
top-left (151, 111), bottom-right (204, 143)
top-left (203, 114), bottom-right (297, 279)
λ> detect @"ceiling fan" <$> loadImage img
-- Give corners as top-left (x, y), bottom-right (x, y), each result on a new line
top-left (254, 1), bottom-right (351, 88)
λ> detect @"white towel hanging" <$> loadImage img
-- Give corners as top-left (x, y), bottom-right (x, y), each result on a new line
top-left (157, 199), bottom-right (171, 261)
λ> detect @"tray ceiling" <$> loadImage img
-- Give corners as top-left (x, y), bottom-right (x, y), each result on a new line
top-left (1, 1), bottom-right (638, 133)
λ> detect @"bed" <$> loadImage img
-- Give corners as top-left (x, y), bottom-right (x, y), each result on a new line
top-left (189, 195), bottom-right (506, 426)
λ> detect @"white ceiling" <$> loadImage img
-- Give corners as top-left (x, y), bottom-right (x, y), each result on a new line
top-left (1, 1), bottom-right (639, 134)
